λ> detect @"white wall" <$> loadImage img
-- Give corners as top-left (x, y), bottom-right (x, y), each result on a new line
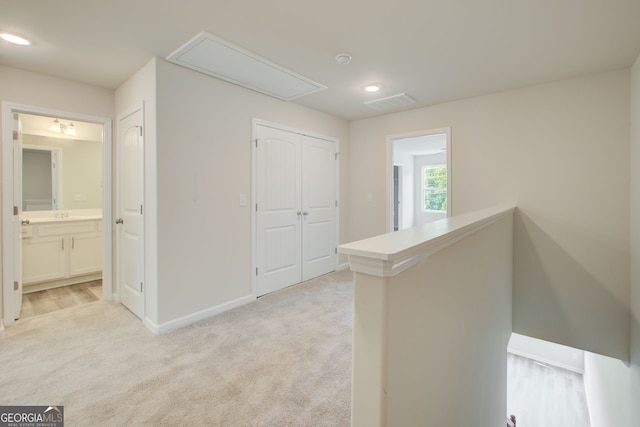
top-left (583, 352), bottom-right (633, 427)
top-left (0, 66), bottom-right (114, 327)
top-left (413, 153), bottom-right (447, 226)
top-left (151, 59), bottom-right (349, 327)
top-left (350, 211), bottom-right (514, 426)
top-left (630, 52), bottom-right (640, 422)
top-left (348, 70), bottom-right (630, 360)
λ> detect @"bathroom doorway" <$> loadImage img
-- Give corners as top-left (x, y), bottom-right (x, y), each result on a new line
top-left (2, 104), bottom-right (112, 326)
top-left (387, 128), bottom-right (451, 232)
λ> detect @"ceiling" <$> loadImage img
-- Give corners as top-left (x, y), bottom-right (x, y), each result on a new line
top-left (1, 0), bottom-right (640, 121)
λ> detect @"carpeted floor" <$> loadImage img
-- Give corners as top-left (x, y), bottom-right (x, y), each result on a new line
top-left (0, 270), bottom-right (353, 426)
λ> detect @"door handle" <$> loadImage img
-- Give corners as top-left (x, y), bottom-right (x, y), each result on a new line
top-left (302, 211), bottom-right (309, 216)
top-left (21, 219), bottom-right (30, 225)
top-left (115, 218), bottom-right (124, 224)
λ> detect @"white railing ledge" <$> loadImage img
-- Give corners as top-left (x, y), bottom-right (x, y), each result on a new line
top-left (339, 205), bottom-right (516, 277)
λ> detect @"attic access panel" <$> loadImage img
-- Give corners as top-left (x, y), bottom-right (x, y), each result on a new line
top-left (166, 32), bottom-right (327, 101)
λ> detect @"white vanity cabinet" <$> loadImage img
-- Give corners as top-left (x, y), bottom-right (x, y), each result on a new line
top-left (22, 219), bottom-right (102, 290)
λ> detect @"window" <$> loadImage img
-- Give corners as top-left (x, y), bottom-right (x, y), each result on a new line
top-left (422, 166), bottom-right (447, 212)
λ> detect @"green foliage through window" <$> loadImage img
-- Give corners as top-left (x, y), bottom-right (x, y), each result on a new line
top-left (423, 166), bottom-right (447, 212)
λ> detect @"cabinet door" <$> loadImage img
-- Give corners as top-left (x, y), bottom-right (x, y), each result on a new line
top-left (69, 232), bottom-right (103, 276)
top-left (22, 236), bottom-right (67, 284)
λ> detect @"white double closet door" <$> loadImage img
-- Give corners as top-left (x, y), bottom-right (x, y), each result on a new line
top-left (255, 124), bottom-right (336, 296)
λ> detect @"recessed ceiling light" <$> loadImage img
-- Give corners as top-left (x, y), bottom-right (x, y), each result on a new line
top-left (0, 32), bottom-right (31, 46)
top-left (365, 84), bottom-right (381, 93)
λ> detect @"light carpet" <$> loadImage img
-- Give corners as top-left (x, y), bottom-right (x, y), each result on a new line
top-left (0, 270), bottom-right (353, 426)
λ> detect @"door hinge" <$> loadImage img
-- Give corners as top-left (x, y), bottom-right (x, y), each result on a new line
top-left (335, 152), bottom-right (338, 160)
top-left (14, 281), bottom-right (19, 291)
top-left (256, 267), bottom-right (258, 276)
top-left (255, 203), bottom-right (258, 212)
top-left (335, 200), bottom-right (338, 207)
top-left (140, 205), bottom-right (143, 214)
top-left (12, 131), bottom-right (18, 141)
top-left (137, 125), bottom-right (143, 136)
top-left (255, 139), bottom-right (258, 148)
top-left (335, 247), bottom-right (337, 254)
top-left (13, 206), bottom-right (19, 216)
top-left (140, 282), bottom-right (143, 292)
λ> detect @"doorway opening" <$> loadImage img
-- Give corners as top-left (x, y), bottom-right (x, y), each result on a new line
top-left (2, 104), bottom-right (112, 326)
top-left (387, 128), bottom-right (451, 232)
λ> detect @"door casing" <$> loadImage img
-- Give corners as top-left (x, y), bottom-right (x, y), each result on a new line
top-left (1, 102), bottom-right (112, 326)
top-left (387, 127), bottom-right (452, 232)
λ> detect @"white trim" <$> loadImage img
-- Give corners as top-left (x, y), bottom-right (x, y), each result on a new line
top-left (336, 262), bottom-right (350, 271)
top-left (1, 102), bottom-right (113, 326)
top-left (507, 348), bottom-right (585, 374)
top-left (387, 127), bottom-right (452, 233)
top-left (340, 206), bottom-right (515, 278)
top-left (393, 164), bottom-right (403, 231)
top-left (250, 118), bottom-right (340, 297)
top-left (144, 294), bottom-right (255, 334)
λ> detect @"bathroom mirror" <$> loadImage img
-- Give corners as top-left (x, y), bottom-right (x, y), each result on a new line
top-left (20, 114), bottom-right (103, 211)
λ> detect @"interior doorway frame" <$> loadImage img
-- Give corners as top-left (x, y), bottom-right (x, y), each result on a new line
top-left (387, 127), bottom-right (452, 233)
top-left (1, 102), bottom-right (113, 327)
top-left (393, 164), bottom-right (403, 231)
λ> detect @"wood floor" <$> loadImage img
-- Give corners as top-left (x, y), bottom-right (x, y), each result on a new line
top-left (19, 280), bottom-right (102, 319)
top-left (507, 353), bottom-right (591, 427)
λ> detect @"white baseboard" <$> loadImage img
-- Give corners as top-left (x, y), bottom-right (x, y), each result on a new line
top-left (143, 294), bottom-right (255, 335)
top-left (336, 262), bottom-right (350, 271)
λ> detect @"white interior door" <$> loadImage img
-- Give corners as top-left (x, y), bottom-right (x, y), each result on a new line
top-left (301, 136), bottom-right (336, 281)
top-left (117, 108), bottom-right (145, 319)
top-left (255, 124), bottom-right (336, 296)
top-left (256, 125), bottom-right (302, 296)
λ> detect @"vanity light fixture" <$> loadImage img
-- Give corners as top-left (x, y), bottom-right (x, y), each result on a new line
top-left (48, 119), bottom-right (62, 133)
top-left (48, 119), bottom-right (77, 136)
top-left (0, 32), bottom-right (31, 46)
top-left (365, 84), bottom-right (381, 93)
top-left (65, 122), bottom-right (77, 136)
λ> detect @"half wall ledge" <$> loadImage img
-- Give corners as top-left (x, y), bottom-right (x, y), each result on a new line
top-left (338, 205), bottom-right (516, 277)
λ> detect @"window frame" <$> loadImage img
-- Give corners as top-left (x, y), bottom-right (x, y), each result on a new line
top-left (421, 164), bottom-right (447, 213)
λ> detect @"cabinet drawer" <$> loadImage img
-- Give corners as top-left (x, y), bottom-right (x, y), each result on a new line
top-left (37, 221), bottom-right (96, 237)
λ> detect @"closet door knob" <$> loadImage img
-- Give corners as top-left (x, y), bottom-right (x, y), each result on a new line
top-left (115, 218), bottom-right (124, 224)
